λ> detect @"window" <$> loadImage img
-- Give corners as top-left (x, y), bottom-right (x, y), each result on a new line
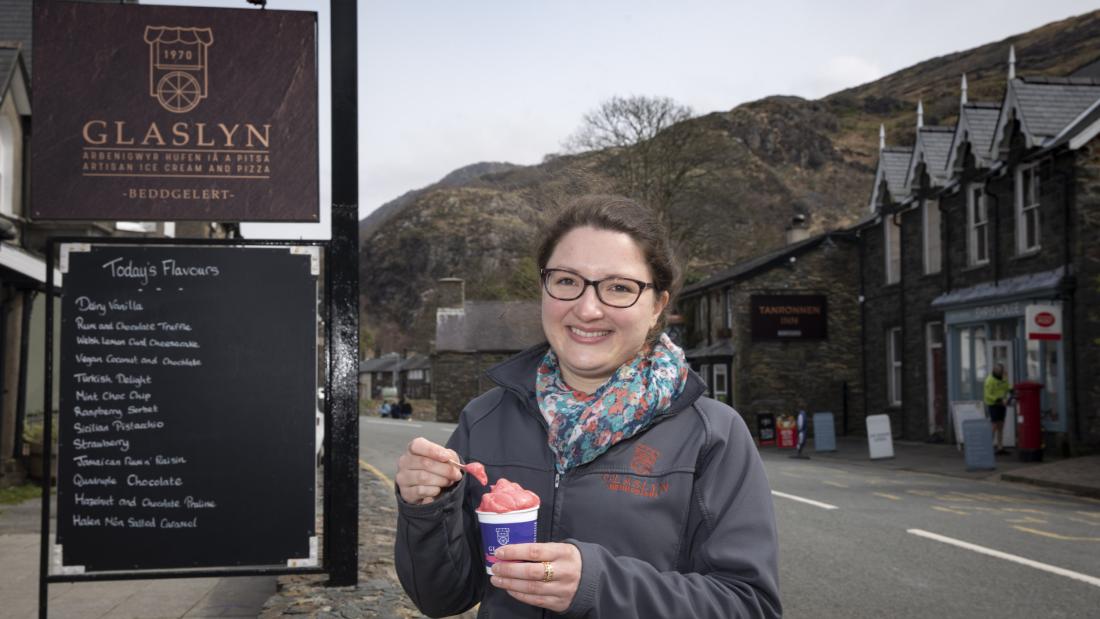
top-left (957, 324), bottom-right (989, 401)
top-left (408, 369), bottom-right (424, 380)
top-left (884, 217), bottom-right (901, 284)
top-left (967, 184), bottom-right (989, 266)
top-left (1015, 164), bottom-right (1040, 254)
top-left (887, 327), bottom-right (902, 406)
top-left (923, 199), bottom-right (942, 274)
top-left (723, 289), bottom-right (732, 330)
top-left (713, 364), bottom-right (728, 403)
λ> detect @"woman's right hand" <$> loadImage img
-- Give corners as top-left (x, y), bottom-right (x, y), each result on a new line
top-left (396, 437), bottom-right (464, 505)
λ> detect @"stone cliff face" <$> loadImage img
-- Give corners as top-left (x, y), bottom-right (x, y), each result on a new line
top-left (360, 10), bottom-right (1100, 354)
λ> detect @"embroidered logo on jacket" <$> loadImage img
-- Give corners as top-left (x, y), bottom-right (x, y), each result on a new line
top-left (630, 443), bottom-right (660, 475)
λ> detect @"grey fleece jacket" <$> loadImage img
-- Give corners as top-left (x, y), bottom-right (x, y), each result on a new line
top-left (395, 344), bottom-right (782, 618)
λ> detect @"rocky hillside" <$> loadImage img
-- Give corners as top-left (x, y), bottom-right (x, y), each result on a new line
top-left (360, 10), bottom-right (1100, 354)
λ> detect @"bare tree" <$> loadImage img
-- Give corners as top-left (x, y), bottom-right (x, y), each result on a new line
top-left (565, 95), bottom-right (720, 258)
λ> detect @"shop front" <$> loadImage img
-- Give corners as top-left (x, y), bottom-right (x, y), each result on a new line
top-left (934, 271), bottom-right (1069, 444)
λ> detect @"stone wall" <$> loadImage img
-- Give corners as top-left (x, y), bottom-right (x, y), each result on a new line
top-left (899, 201), bottom-right (947, 440)
top-left (860, 216), bottom-right (903, 436)
top-left (432, 351), bottom-right (515, 422)
top-left (1073, 140), bottom-right (1100, 453)
top-left (729, 239), bottom-right (864, 437)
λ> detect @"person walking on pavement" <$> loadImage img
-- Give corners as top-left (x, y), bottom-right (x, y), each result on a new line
top-left (984, 363), bottom-right (1013, 455)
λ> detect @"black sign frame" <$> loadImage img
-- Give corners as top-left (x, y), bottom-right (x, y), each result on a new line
top-left (31, 2), bottom-right (319, 222)
top-left (750, 294), bottom-right (828, 341)
top-left (40, 237), bottom-right (327, 582)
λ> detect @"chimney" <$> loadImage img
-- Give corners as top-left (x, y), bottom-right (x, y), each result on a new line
top-left (917, 99), bottom-right (924, 129)
top-left (785, 214), bottom-right (810, 246)
top-left (960, 74), bottom-right (968, 105)
top-left (878, 124), bottom-right (885, 151)
top-left (437, 277), bottom-right (465, 309)
top-left (1008, 45), bottom-right (1016, 80)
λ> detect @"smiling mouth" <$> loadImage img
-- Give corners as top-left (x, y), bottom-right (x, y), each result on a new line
top-left (570, 326), bottom-right (610, 339)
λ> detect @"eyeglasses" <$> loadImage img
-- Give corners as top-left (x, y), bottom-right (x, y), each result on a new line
top-left (540, 268), bottom-right (654, 309)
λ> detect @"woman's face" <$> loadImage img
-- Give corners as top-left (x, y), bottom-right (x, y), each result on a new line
top-left (541, 226), bottom-right (669, 394)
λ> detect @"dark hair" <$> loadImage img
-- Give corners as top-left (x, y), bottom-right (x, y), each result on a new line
top-left (536, 195), bottom-right (681, 343)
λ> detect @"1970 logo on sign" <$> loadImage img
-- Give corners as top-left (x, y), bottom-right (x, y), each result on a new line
top-left (145, 26), bottom-right (214, 113)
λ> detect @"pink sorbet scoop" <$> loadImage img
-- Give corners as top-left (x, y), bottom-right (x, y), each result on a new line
top-left (477, 478), bottom-right (540, 513)
top-left (466, 461), bottom-right (488, 486)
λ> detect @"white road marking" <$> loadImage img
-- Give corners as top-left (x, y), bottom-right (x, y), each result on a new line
top-left (362, 418), bottom-right (423, 428)
top-left (771, 490), bottom-right (838, 510)
top-left (908, 528), bottom-right (1100, 589)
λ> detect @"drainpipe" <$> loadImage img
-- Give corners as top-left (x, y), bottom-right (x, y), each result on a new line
top-left (13, 289), bottom-right (34, 460)
top-left (857, 228), bottom-right (867, 438)
top-left (894, 207), bottom-right (906, 439)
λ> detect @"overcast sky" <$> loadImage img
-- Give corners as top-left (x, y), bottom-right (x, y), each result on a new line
top-left (143, 0), bottom-right (1099, 239)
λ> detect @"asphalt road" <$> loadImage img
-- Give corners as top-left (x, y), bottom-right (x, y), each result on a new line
top-left (359, 415), bottom-right (1100, 618)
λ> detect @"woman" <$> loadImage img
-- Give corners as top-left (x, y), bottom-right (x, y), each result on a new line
top-left (395, 196), bottom-right (781, 618)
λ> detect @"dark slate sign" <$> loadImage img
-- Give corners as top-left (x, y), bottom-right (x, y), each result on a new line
top-left (812, 412), bottom-right (836, 452)
top-left (750, 295), bottom-right (828, 341)
top-left (55, 244), bottom-right (319, 572)
top-left (32, 3), bottom-right (318, 221)
top-left (962, 419), bottom-right (996, 472)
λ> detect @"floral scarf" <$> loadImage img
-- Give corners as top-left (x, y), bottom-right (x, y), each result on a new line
top-left (537, 333), bottom-right (689, 473)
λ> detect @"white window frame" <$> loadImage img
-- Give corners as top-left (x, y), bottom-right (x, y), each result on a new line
top-left (1015, 164), bottom-right (1040, 254)
top-left (713, 364), bottom-right (728, 402)
top-left (967, 184), bottom-right (989, 266)
top-left (884, 217), bottom-right (900, 284)
top-left (922, 199), bottom-right (942, 275)
top-left (888, 327), bottom-right (903, 406)
top-left (408, 369), bottom-right (424, 381)
top-left (0, 116), bottom-right (14, 217)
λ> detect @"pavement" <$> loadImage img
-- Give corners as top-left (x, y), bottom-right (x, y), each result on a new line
top-left (769, 434), bottom-right (1100, 499)
top-left (2, 435), bottom-right (1095, 618)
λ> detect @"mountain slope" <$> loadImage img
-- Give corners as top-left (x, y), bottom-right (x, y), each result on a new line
top-left (360, 10), bottom-right (1100, 354)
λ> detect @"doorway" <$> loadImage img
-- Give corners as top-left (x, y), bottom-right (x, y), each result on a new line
top-left (990, 339), bottom-right (1016, 448)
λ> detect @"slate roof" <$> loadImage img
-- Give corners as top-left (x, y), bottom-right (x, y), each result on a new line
top-left (945, 102), bottom-right (1001, 173)
top-left (359, 352), bottom-right (403, 373)
top-left (0, 0), bottom-right (31, 75)
top-left (0, 46), bottom-right (17, 98)
top-left (681, 232), bottom-right (855, 297)
top-left (401, 354), bottom-right (431, 371)
top-left (684, 339), bottom-right (736, 360)
top-left (906, 126), bottom-right (954, 187)
top-left (1011, 77), bottom-right (1100, 142)
top-left (930, 266), bottom-right (1066, 310)
top-left (436, 300), bottom-right (544, 353)
top-left (879, 148), bottom-right (912, 199)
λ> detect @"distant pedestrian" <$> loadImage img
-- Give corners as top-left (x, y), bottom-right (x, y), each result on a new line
top-left (380, 400), bottom-right (393, 418)
top-left (397, 396), bottom-right (412, 420)
top-left (984, 363), bottom-right (1013, 454)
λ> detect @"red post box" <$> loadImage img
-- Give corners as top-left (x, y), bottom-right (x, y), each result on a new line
top-left (1014, 381), bottom-right (1044, 462)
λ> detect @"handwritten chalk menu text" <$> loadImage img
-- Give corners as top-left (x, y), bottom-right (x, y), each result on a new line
top-left (57, 244), bottom-right (318, 572)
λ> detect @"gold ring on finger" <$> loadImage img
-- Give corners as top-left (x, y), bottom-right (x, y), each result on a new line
top-left (541, 561), bottom-right (554, 583)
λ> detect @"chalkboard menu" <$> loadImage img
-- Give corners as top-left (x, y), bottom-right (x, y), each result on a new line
top-left (55, 243), bottom-right (319, 573)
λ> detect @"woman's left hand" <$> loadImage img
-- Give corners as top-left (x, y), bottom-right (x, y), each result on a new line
top-left (490, 542), bottom-right (582, 613)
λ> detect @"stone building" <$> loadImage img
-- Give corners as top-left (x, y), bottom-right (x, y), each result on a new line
top-left (432, 278), bottom-right (543, 422)
top-left (859, 49), bottom-right (1100, 454)
top-left (678, 224), bottom-right (863, 436)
